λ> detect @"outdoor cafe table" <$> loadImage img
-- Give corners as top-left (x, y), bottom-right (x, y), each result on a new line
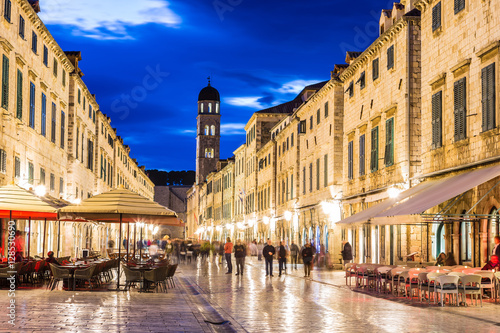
top-left (60, 264), bottom-right (91, 291)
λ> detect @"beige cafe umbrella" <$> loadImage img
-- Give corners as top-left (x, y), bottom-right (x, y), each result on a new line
top-left (0, 184), bottom-right (60, 259)
top-left (58, 188), bottom-right (180, 290)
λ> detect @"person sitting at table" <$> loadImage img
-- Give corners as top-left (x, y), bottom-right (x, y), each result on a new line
top-left (45, 251), bottom-right (60, 265)
top-left (482, 236), bottom-right (500, 270)
top-left (434, 252), bottom-right (446, 266)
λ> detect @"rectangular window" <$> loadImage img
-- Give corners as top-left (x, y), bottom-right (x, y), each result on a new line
top-left (78, 89), bottom-right (81, 104)
top-left (290, 175), bottom-right (294, 199)
top-left (28, 162), bottom-right (34, 184)
top-left (87, 139), bottom-right (93, 170)
top-left (16, 69), bottom-right (22, 119)
top-left (291, 133), bottom-right (294, 147)
top-left (14, 156), bottom-right (20, 178)
top-left (43, 45), bottom-right (48, 66)
top-left (89, 104), bottom-right (92, 119)
top-left (76, 127), bottom-right (79, 159)
top-left (302, 167), bottom-right (306, 195)
top-left (432, 2), bottom-right (442, 32)
top-left (309, 163), bottom-right (313, 193)
top-left (1, 55), bottom-right (9, 110)
top-left (50, 173), bottom-right (55, 191)
top-left (432, 91), bottom-right (443, 148)
top-left (0, 149), bottom-right (6, 172)
top-left (324, 154), bottom-right (328, 187)
top-left (454, 0), bottom-right (465, 14)
top-left (59, 177), bottom-right (64, 195)
top-left (357, 71), bottom-right (366, 89)
top-left (387, 45), bottom-right (394, 70)
top-left (3, 0), bottom-right (11, 22)
top-left (62, 70), bottom-right (66, 87)
top-left (482, 63), bottom-right (496, 132)
top-left (316, 158), bottom-right (320, 190)
top-left (53, 59), bottom-right (58, 77)
top-left (19, 15), bottom-right (25, 39)
top-left (31, 31), bottom-right (37, 54)
top-left (454, 77), bottom-right (467, 141)
top-left (347, 81), bottom-right (354, 98)
top-left (324, 102), bottom-right (329, 118)
top-left (359, 134), bottom-right (365, 176)
top-left (317, 109), bottom-right (320, 124)
top-left (299, 120), bottom-right (306, 134)
top-left (370, 126), bottom-right (379, 172)
top-left (348, 141), bottom-right (354, 180)
top-left (40, 167), bottom-right (45, 185)
top-left (372, 58), bottom-right (379, 81)
top-left (384, 118), bottom-right (394, 167)
top-left (29, 82), bottom-right (35, 128)
top-left (60, 110), bottom-right (65, 148)
top-left (41, 93), bottom-right (46, 136)
top-left (310, 116), bottom-right (313, 129)
top-left (51, 102), bottom-right (56, 143)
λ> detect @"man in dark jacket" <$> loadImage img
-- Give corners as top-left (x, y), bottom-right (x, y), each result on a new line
top-left (263, 239), bottom-right (275, 277)
top-left (290, 241), bottom-right (299, 269)
top-left (278, 241), bottom-right (287, 276)
top-left (341, 241), bottom-right (353, 267)
top-left (302, 242), bottom-right (314, 277)
top-left (234, 240), bottom-right (246, 276)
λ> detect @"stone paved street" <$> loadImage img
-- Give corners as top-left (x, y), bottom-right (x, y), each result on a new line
top-left (2, 259), bottom-right (500, 332)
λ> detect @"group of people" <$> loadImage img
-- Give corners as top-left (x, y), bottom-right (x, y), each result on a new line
top-left (221, 238), bottom-right (318, 278)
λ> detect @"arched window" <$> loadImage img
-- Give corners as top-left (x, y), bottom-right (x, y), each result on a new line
top-left (460, 217), bottom-right (472, 262)
top-left (200, 103), bottom-right (204, 113)
top-left (205, 148), bottom-right (214, 158)
top-left (216, 103), bottom-right (219, 114)
top-left (436, 222), bottom-right (446, 256)
top-left (208, 103), bottom-right (212, 113)
top-left (489, 207), bottom-right (499, 256)
top-left (210, 125), bottom-right (216, 136)
top-left (204, 125), bottom-right (209, 135)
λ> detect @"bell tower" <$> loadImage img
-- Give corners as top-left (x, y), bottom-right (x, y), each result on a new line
top-left (196, 78), bottom-right (221, 185)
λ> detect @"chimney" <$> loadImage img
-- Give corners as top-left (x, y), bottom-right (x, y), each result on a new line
top-left (28, 0), bottom-right (40, 13)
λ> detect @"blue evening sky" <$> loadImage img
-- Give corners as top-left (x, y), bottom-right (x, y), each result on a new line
top-left (40, 0), bottom-right (390, 171)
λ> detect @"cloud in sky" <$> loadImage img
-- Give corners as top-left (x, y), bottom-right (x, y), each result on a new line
top-left (39, 0), bottom-right (181, 39)
top-left (221, 123), bottom-right (246, 135)
top-left (224, 97), bottom-right (266, 110)
top-left (272, 79), bottom-right (323, 95)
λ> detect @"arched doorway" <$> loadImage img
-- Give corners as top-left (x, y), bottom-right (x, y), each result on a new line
top-left (436, 222), bottom-right (446, 256)
top-left (324, 226), bottom-right (329, 253)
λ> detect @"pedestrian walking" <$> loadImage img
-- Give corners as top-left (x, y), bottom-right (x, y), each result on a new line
top-left (234, 240), bottom-right (246, 276)
top-left (224, 237), bottom-right (233, 274)
top-left (263, 239), bottom-right (275, 277)
top-left (290, 241), bottom-right (299, 269)
top-left (302, 242), bottom-right (314, 277)
top-left (341, 241), bottom-right (353, 267)
top-left (278, 241), bottom-right (287, 276)
top-left (257, 241), bottom-right (264, 261)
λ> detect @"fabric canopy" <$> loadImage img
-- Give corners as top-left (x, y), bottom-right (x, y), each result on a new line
top-left (376, 163), bottom-right (500, 218)
top-left (58, 188), bottom-right (181, 225)
top-left (0, 184), bottom-right (58, 219)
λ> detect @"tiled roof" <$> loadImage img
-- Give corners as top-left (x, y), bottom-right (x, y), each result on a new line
top-left (404, 8), bottom-right (421, 17)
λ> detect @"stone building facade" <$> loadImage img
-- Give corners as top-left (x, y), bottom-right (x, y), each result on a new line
top-left (0, 0), bottom-right (155, 259)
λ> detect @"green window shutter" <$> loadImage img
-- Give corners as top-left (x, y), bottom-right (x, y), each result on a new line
top-left (387, 46), bottom-right (394, 70)
top-left (29, 82), bottom-right (35, 128)
top-left (432, 91), bottom-right (443, 149)
top-left (454, 0), bottom-right (465, 14)
top-left (348, 141), bottom-right (353, 180)
top-left (385, 118), bottom-right (394, 166)
top-left (372, 58), bottom-right (379, 80)
top-left (482, 64), bottom-right (496, 132)
top-left (16, 69), bottom-right (22, 119)
top-left (41, 93), bottom-right (46, 136)
top-left (359, 134), bottom-right (365, 176)
top-left (432, 2), bottom-right (442, 31)
top-left (2, 55), bottom-right (9, 109)
top-left (454, 78), bottom-right (467, 141)
top-left (371, 127), bottom-right (379, 172)
top-left (100, 154), bottom-right (103, 178)
top-left (316, 158), bottom-right (320, 190)
top-left (324, 154), bottom-right (328, 187)
top-left (51, 103), bottom-right (56, 143)
top-left (60, 110), bottom-right (65, 148)
top-left (324, 102), bottom-right (329, 118)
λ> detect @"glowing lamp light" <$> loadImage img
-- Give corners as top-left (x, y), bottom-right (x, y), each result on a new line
top-left (236, 222), bottom-right (245, 230)
top-left (226, 224), bottom-right (232, 230)
top-left (247, 219), bottom-right (254, 228)
top-left (284, 211), bottom-right (292, 221)
top-left (388, 187), bottom-right (401, 199)
top-left (34, 185), bottom-right (46, 197)
top-left (152, 226), bottom-right (159, 235)
top-left (149, 224), bottom-right (154, 231)
top-left (72, 198), bottom-right (82, 205)
top-left (263, 216), bottom-right (270, 225)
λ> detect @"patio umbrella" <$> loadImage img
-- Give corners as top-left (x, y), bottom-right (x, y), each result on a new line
top-left (58, 188), bottom-right (180, 290)
top-left (0, 184), bottom-right (60, 259)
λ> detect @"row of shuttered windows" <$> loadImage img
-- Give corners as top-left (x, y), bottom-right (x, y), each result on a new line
top-left (431, 63), bottom-right (496, 148)
top-left (347, 119), bottom-right (394, 180)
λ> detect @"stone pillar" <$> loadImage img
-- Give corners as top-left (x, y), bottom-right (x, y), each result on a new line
top-left (480, 232), bottom-right (488, 265)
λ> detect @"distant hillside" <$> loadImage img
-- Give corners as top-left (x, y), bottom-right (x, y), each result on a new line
top-left (146, 170), bottom-right (195, 186)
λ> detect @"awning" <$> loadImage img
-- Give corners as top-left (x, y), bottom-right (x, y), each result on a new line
top-left (0, 184), bottom-right (59, 219)
top-left (338, 163), bottom-right (500, 225)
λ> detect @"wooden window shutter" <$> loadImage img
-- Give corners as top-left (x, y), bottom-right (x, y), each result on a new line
top-left (2, 55), bottom-right (9, 109)
top-left (371, 127), bottom-right (379, 172)
top-left (16, 70), bottom-right (22, 119)
top-left (454, 0), bottom-right (465, 14)
top-left (384, 118), bottom-right (394, 166)
top-left (482, 63), bottom-right (496, 132)
top-left (454, 78), bottom-right (466, 141)
top-left (348, 141), bottom-right (353, 180)
top-left (432, 2), bottom-right (441, 32)
top-left (432, 91), bottom-right (443, 149)
top-left (359, 134), bottom-right (365, 176)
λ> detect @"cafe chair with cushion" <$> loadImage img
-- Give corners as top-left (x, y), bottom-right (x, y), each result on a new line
top-left (426, 272), bottom-right (447, 304)
top-left (435, 275), bottom-right (460, 306)
top-left (122, 265), bottom-right (142, 291)
top-left (474, 271), bottom-right (496, 302)
top-left (48, 263), bottom-right (72, 291)
top-left (144, 267), bottom-right (167, 293)
top-left (459, 274), bottom-right (482, 307)
top-left (74, 266), bottom-right (96, 291)
top-left (166, 264), bottom-right (178, 288)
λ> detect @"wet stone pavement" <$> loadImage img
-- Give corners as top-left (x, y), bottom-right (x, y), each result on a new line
top-left (2, 258), bottom-right (500, 332)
